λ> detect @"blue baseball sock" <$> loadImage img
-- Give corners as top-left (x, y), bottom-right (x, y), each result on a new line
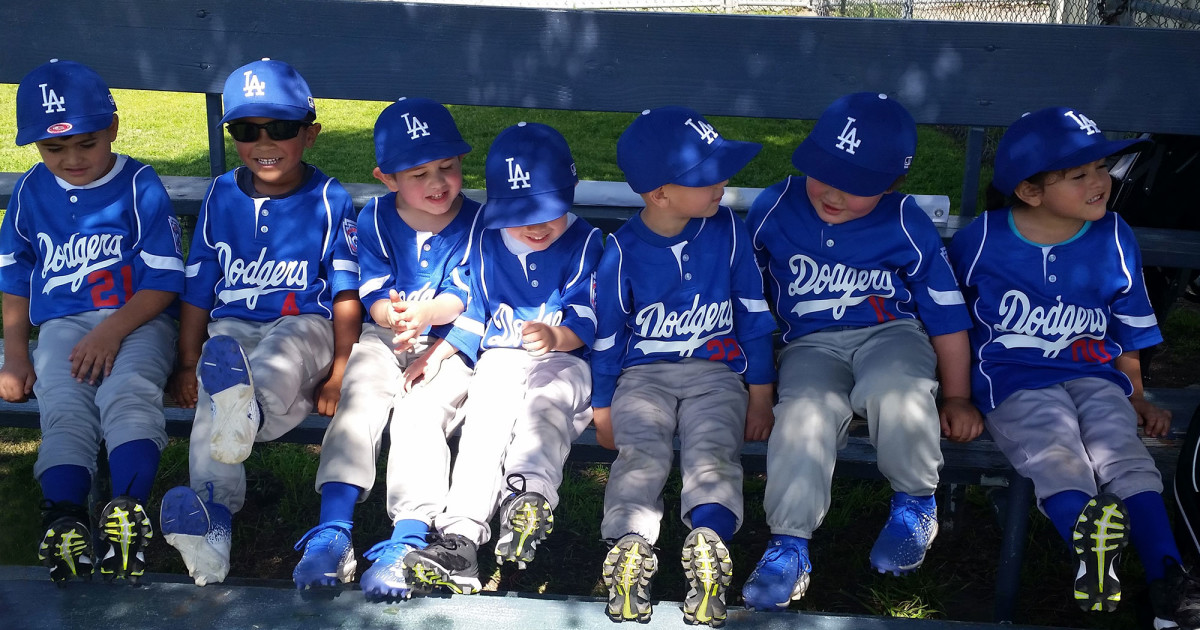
top-left (690, 503), bottom-right (737, 542)
top-left (318, 482), bottom-right (361, 525)
top-left (1043, 490), bottom-right (1091, 544)
top-left (109, 439), bottom-right (160, 503)
top-left (1125, 490), bottom-right (1182, 582)
top-left (39, 464), bottom-right (91, 506)
top-left (391, 519), bottom-right (431, 549)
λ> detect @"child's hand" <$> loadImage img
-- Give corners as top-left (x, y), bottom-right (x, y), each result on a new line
top-left (745, 384), bottom-right (775, 442)
top-left (70, 329), bottom-right (122, 384)
top-left (401, 351), bottom-right (443, 393)
top-left (939, 397), bottom-right (983, 443)
top-left (1132, 396), bottom-right (1172, 438)
top-left (314, 372), bottom-right (343, 417)
top-left (0, 358), bottom-right (36, 402)
top-left (592, 406), bottom-right (615, 450)
top-left (168, 362), bottom-right (198, 408)
top-left (521, 321), bottom-right (556, 356)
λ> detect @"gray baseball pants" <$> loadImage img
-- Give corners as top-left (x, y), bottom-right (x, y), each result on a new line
top-left (765, 319), bottom-right (942, 539)
top-left (600, 359), bottom-right (748, 544)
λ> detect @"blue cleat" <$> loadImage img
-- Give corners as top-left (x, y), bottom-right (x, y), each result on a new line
top-left (161, 483), bottom-right (233, 586)
top-left (742, 535), bottom-right (811, 611)
top-left (869, 492), bottom-right (938, 576)
top-left (361, 539), bottom-right (420, 601)
top-left (293, 521), bottom-right (356, 589)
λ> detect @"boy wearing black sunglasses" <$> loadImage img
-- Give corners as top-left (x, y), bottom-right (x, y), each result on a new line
top-left (159, 58), bottom-right (361, 587)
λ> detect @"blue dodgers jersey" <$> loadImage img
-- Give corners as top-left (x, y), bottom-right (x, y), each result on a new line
top-left (747, 175), bottom-right (970, 342)
top-left (948, 209), bottom-right (1162, 413)
top-left (591, 206), bottom-right (778, 408)
top-left (445, 212), bottom-right (603, 362)
top-left (356, 192), bottom-right (479, 338)
top-left (0, 156), bottom-right (185, 325)
top-left (182, 166), bottom-right (359, 322)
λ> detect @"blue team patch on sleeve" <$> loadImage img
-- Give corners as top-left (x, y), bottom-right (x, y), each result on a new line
top-left (168, 215), bottom-right (183, 256)
top-left (342, 218), bottom-right (358, 256)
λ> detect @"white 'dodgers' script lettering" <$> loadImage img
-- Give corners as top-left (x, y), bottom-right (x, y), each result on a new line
top-left (994, 290), bottom-right (1108, 358)
top-left (632, 294), bottom-right (733, 357)
top-left (787, 254), bottom-right (895, 319)
top-left (216, 243), bottom-right (308, 309)
top-left (38, 232), bottom-right (123, 293)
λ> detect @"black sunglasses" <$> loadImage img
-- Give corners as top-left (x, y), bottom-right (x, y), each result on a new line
top-left (226, 120), bottom-right (310, 143)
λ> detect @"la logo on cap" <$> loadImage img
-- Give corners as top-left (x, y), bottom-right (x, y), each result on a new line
top-left (242, 69), bottom-right (266, 98)
top-left (403, 112), bottom-right (430, 140)
top-left (684, 118), bottom-right (718, 144)
top-left (836, 117), bottom-right (861, 155)
top-left (1064, 110), bottom-right (1101, 135)
top-left (507, 157), bottom-right (531, 190)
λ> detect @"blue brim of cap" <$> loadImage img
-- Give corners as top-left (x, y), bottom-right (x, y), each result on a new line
top-left (483, 188), bottom-right (574, 229)
top-left (630, 138), bottom-right (762, 194)
top-left (16, 112), bottom-right (114, 146)
top-left (995, 136), bottom-right (1152, 196)
top-left (791, 139), bottom-right (900, 197)
top-left (378, 140), bottom-right (472, 174)
top-left (220, 103), bottom-right (313, 124)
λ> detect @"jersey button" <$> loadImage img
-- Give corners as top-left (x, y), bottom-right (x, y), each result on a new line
top-left (260, 226), bottom-right (268, 233)
top-left (825, 239), bottom-right (835, 247)
top-left (423, 244), bottom-right (431, 251)
top-left (420, 260), bottom-right (429, 268)
top-left (685, 273), bottom-right (693, 281)
top-left (1048, 254), bottom-right (1057, 262)
top-left (69, 195), bottom-right (78, 203)
top-left (529, 263), bottom-right (537, 271)
top-left (1048, 274), bottom-right (1057, 282)
top-left (261, 209), bottom-right (269, 216)
top-left (682, 254), bottom-right (690, 262)
top-left (531, 280), bottom-right (539, 288)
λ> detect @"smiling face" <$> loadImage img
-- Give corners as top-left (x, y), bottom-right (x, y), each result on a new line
top-left (1029, 159), bottom-right (1112, 224)
top-left (380, 156), bottom-right (464, 217)
top-left (662, 181), bottom-right (727, 220)
top-left (805, 176), bottom-right (884, 225)
top-left (231, 117), bottom-right (320, 196)
top-left (34, 116), bottom-right (119, 187)
top-left (505, 214), bottom-right (569, 252)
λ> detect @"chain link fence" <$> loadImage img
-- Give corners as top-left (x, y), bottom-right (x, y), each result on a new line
top-left (394, 0), bottom-right (1199, 27)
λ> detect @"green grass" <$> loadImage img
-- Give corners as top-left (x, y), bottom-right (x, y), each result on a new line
top-left (0, 85), bottom-right (981, 211)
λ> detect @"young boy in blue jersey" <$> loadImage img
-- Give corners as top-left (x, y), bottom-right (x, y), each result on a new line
top-left (591, 106), bottom-right (777, 627)
top-left (948, 107), bottom-right (1200, 628)
top-left (1, 59), bottom-right (184, 584)
top-left (401, 121), bottom-right (603, 595)
top-left (741, 92), bottom-right (980, 611)
top-left (292, 97), bottom-right (479, 599)
top-left (158, 58), bottom-right (361, 587)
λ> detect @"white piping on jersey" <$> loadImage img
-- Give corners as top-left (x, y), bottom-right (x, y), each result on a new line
top-left (962, 207), bottom-right (990, 285)
top-left (414, 231), bottom-right (432, 263)
top-left (320, 179), bottom-right (336, 256)
top-left (565, 226), bottom-right (602, 291)
top-left (669, 242), bottom-right (687, 281)
top-left (570, 303), bottom-right (597, 328)
top-left (1112, 215), bottom-right (1133, 293)
top-left (927, 287), bottom-right (965, 306)
top-left (453, 314), bottom-right (486, 336)
top-left (140, 250), bottom-right (184, 272)
top-left (971, 295), bottom-right (999, 411)
top-left (594, 333), bottom-right (617, 352)
top-left (360, 274), bottom-right (390, 299)
top-left (741, 297), bottom-right (769, 312)
top-left (130, 164), bottom-right (152, 250)
top-left (749, 179), bottom-right (794, 340)
top-left (749, 176), bottom-right (791, 247)
top-left (610, 236), bottom-right (628, 315)
top-left (1115, 312), bottom-right (1157, 328)
top-left (899, 195), bottom-right (923, 276)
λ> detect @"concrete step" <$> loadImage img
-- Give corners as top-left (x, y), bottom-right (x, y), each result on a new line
top-left (0, 564), bottom-right (1059, 630)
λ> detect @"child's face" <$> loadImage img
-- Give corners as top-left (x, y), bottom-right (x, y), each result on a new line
top-left (505, 215), bottom-right (569, 252)
top-left (378, 156), bottom-right (464, 216)
top-left (1026, 158), bottom-right (1111, 223)
top-left (805, 177), bottom-right (884, 225)
top-left (231, 117), bottom-right (320, 196)
top-left (34, 118), bottom-right (119, 187)
top-left (660, 181), bottom-right (727, 219)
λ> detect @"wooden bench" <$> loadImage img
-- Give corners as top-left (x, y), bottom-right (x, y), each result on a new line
top-left (3, 0), bottom-right (1200, 625)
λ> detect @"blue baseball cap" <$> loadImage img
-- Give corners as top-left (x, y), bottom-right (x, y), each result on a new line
top-left (483, 122), bottom-right (578, 229)
top-left (15, 59), bottom-right (117, 146)
top-left (220, 58), bottom-right (315, 124)
top-left (791, 92), bottom-right (917, 197)
top-left (374, 98), bottom-right (471, 174)
top-left (617, 106), bottom-right (761, 194)
top-left (992, 106), bottom-right (1151, 196)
